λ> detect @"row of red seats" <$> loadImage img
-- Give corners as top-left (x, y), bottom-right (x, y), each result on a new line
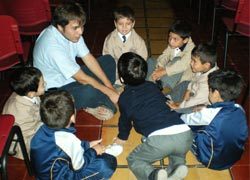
top-left (0, 0), bottom-right (51, 71)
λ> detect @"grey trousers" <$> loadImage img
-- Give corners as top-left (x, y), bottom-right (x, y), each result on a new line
top-left (127, 130), bottom-right (193, 180)
top-left (146, 58), bottom-right (183, 89)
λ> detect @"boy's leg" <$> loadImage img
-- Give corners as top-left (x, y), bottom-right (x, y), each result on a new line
top-left (167, 130), bottom-right (193, 178)
top-left (127, 135), bottom-right (182, 180)
top-left (146, 58), bottom-right (157, 81)
top-left (82, 152), bottom-right (117, 179)
top-left (168, 81), bottom-right (190, 102)
top-left (160, 72), bottom-right (183, 90)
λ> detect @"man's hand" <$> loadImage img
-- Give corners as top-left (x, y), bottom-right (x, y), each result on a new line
top-left (151, 67), bottom-right (167, 81)
top-left (166, 100), bottom-right (180, 110)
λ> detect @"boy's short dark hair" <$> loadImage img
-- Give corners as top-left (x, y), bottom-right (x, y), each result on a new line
top-left (208, 69), bottom-right (244, 101)
top-left (10, 67), bottom-right (42, 96)
top-left (114, 6), bottom-right (135, 22)
top-left (118, 52), bottom-right (147, 86)
top-left (52, 2), bottom-right (86, 28)
top-left (40, 90), bottom-right (75, 129)
top-left (192, 43), bottom-right (217, 68)
top-left (169, 20), bottom-right (192, 39)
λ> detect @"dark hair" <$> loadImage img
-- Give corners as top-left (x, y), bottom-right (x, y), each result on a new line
top-left (40, 90), bottom-right (75, 129)
top-left (52, 2), bottom-right (86, 28)
top-left (192, 43), bottom-right (217, 68)
top-left (208, 69), bottom-right (244, 101)
top-left (118, 52), bottom-right (147, 86)
top-left (10, 67), bottom-right (42, 96)
top-left (114, 6), bottom-right (135, 22)
top-left (169, 20), bottom-right (192, 39)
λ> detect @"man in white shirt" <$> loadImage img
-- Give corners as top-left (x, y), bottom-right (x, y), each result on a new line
top-left (33, 2), bottom-right (118, 120)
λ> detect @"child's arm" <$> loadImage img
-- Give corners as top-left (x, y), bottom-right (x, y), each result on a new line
top-left (165, 51), bottom-right (192, 77)
top-left (181, 107), bottom-right (221, 126)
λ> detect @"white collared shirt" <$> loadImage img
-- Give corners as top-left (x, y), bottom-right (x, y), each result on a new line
top-left (118, 31), bottom-right (131, 43)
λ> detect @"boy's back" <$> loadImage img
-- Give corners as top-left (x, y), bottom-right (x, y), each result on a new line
top-left (31, 91), bottom-right (117, 180)
top-left (182, 101), bottom-right (248, 169)
top-left (181, 69), bottom-right (248, 170)
top-left (119, 81), bottom-right (185, 138)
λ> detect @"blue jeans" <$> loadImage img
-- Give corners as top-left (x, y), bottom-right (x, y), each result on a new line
top-left (59, 55), bottom-right (117, 112)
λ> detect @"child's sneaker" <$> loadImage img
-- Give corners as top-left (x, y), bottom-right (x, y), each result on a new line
top-left (105, 143), bottom-right (123, 157)
top-left (154, 169), bottom-right (168, 180)
top-left (85, 106), bottom-right (114, 121)
top-left (168, 165), bottom-right (188, 180)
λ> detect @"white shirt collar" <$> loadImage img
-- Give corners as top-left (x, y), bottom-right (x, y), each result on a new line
top-left (174, 47), bottom-right (181, 57)
top-left (23, 96), bottom-right (40, 104)
top-left (118, 31), bottom-right (132, 42)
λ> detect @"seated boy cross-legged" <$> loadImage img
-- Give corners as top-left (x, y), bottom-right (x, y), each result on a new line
top-left (113, 52), bottom-right (193, 180)
top-left (167, 43), bottom-right (219, 113)
top-left (181, 69), bottom-right (248, 170)
top-left (30, 90), bottom-right (117, 179)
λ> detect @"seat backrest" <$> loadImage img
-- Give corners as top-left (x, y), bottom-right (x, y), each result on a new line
top-left (235, 0), bottom-right (250, 36)
top-left (0, 114), bottom-right (15, 156)
top-left (2, 0), bottom-right (51, 35)
top-left (221, 0), bottom-right (239, 11)
top-left (0, 15), bottom-right (24, 71)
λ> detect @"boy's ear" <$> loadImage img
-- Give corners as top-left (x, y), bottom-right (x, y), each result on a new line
top-left (214, 89), bottom-right (223, 102)
top-left (27, 91), bottom-right (36, 98)
top-left (69, 114), bottom-right (76, 124)
top-left (114, 20), bottom-right (117, 28)
top-left (57, 24), bottom-right (64, 32)
top-left (132, 21), bottom-right (135, 28)
top-left (183, 37), bottom-right (189, 44)
top-left (204, 62), bottom-right (211, 70)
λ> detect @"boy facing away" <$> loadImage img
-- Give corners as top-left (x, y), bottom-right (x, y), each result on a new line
top-left (2, 67), bottom-right (45, 159)
top-left (181, 69), bottom-right (248, 170)
top-left (167, 43), bottom-right (219, 112)
top-left (113, 52), bottom-right (193, 180)
top-left (147, 20), bottom-right (195, 90)
top-left (102, 6), bottom-right (148, 80)
top-left (30, 91), bottom-right (117, 179)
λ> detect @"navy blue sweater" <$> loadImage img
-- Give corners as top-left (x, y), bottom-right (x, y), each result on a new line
top-left (118, 81), bottom-right (185, 140)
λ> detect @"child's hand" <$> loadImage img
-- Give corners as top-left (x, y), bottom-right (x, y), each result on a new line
top-left (151, 67), bottom-right (167, 81)
top-left (183, 90), bottom-right (191, 101)
top-left (92, 144), bottom-right (106, 155)
top-left (166, 100), bottom-right (180, 110)
top-left (90, 139), bottom-right (102, 148)
top-left (192, 104), bottom-right (206, 112)
top-left (113, 137), bottom-right (126, 146)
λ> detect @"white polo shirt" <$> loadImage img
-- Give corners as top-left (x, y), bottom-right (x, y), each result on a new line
top-left (33, 25), bottom-right (90, 89)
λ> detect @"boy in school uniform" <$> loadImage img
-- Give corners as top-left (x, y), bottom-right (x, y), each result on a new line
top-left (167, 43), bottom-right (219, 112)
top-left (181, 69), bottom-right (248, 170)
top-left (102, 6), bottom-right (148, 81)
top-left (147, 20), bottom-right (195, 91)
top-left (113, 52), bottom-right (193, 180)
top-left (30, 90), bottom-right (117, 179)
top-left (2, 67), bottom-right (45, 159)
